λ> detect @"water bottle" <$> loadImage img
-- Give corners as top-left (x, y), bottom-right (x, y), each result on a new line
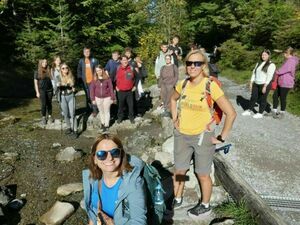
top-left (153, 183), bottom-right (164, 205)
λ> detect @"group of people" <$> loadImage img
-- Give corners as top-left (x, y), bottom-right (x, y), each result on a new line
top-left (33, 47), bottom-right (148, 138)
top-left (242, 47), bottom-right (299, 119)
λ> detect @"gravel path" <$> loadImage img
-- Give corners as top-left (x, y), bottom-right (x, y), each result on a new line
top-left (219, 76), bottom-right (300, 225)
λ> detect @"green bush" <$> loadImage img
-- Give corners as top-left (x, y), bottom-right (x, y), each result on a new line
top-left (219, 39), bottom-right (259, 70)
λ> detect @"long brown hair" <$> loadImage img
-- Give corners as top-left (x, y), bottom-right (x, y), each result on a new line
top-left (93, 65), bottom-right (109, 81)
top-left (37, 59), bottom-right (51, 79)
top-left (185, 50), bottom-right (210, 77)
top-left (59, 63), bottom-right (75, 87)
top-left (89, 133), bottom-right (133, 180)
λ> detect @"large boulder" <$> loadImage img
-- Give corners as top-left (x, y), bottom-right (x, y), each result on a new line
top-left (161, 117), bottom-right (173, 139)
top-left (56, 183), bottom-right (83, 196)
top-left (148, 84), bottom-right (160, 98)
top-left (154, 152), bottom-right (172, 167)
top-left (162, 136), bottom-right (174, 155)
top-left (55, 147), bottom-right (82, 162)
top-left (39, 201), bottom-right (75, 225)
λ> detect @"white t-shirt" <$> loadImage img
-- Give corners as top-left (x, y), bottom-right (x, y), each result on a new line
top-left (251, 62), bottom-right (276, 85)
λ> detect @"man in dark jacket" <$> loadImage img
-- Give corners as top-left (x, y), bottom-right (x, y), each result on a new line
top-left (77, 47), bottom-right (99, 110)
top-left (104, 50), bottom-right (120, 86)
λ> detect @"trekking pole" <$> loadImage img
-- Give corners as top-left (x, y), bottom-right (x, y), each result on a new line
top-left (215, 144), bottom-right (232, 154)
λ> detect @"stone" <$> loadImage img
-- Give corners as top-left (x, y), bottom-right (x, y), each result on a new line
top-left (0, 115), bottom-right (19, 125)
top-left (0, 191), bottom-right (10, 206)
top-left (162, 136), bottom-right (174, 154)
top-left (214, 219), bottom-right (235, 225)
top-left (39, 201), bottom-right (75, 225)
top-left (141, 153), bottom-right (149, 163)
top-left (56, 183), bottom-right (83, 196)
top-left (0, 163), bottom-right (14, 181)
top-left (52, 143), bottom-right (62, 149)
top-left (20, 193), bottom-right (27, 198)
top-left (154, 152), bottom-right (172, 167)
top-left (150, 108), bottom-right (164, 117)
top-left (185, 165), bottom-right (198, 190)
top-left (1, 152), bottom-right (19, 162)
top-left (80, 198), bottom-right (85, 210)
top-left (148, 84), bottom-right (160, 98)
top-left (141, 119), bottom-right (152, 126)
top-left (161, 117), bottom-right (174, 139)
top-left (210, 186), bottom-right (228, 206)
top-left (55, 147), bottom-right (82, 162)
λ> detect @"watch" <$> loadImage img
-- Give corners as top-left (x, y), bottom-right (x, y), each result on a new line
top-left (216, 135), bottom-right (225, 143)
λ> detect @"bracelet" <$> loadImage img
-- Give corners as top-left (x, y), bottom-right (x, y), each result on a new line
top-left (216, 135), bottom-right (225, 143)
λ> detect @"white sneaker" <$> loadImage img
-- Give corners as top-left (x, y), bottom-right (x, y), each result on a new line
top-left (242, 110), bottom-right (251, 116)
top-left (253, 113), bottom-right (263, 119)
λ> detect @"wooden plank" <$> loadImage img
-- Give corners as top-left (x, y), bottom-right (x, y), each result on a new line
top-left (213, 153), bottom-right (288, 225)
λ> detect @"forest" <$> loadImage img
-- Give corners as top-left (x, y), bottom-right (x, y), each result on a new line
top-left (0, 0), bottom-right (299, 101)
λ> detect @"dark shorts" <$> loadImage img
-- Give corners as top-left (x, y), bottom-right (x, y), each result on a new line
top-left (173, 129), bottom-right (215, 175)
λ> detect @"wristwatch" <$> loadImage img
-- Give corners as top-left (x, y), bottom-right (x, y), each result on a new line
top-left (216, 135), bottom-right (225, 143)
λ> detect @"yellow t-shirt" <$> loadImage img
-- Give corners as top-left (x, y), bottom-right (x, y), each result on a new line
top-left (175, 77), bottom-right (224, 135)
top-left (85, 58), bottom-right (93, 84)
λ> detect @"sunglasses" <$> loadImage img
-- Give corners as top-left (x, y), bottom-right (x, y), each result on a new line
top-left (186, 61), bottom-right (205, 67)
top-left (96, 148), bottom-right (121, 160)
top-left (61, 67), bottom-right (69, 70)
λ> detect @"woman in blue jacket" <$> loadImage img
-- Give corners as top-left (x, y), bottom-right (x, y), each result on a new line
top-left (82, 133), bottom-right (147, 225)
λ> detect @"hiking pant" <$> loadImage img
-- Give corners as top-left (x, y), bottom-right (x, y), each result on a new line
top-left (95, 96), bottom-right (113, 127)
top-left (160, 83), bottom-right (174, 110)
top-left (61, 94), bottom-right (77, 131)
top-left (272, 87), bottom-right (290, 111)
top-left (249, 83), bottom-right (271, 114)
top-left (82, 82), bottom-right (91, 109)
top-left (39, 89), bottom-right (53, 117)
top-left (117, 90), bottom-right (134, 120)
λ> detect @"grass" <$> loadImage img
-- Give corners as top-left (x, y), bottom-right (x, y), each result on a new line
top-left (221, 68), bottom-right (300, 116)
top-left (214, 200), bottom-right (258, 225)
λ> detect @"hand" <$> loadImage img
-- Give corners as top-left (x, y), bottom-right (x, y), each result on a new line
top-left (92, 101), bottom-right (96, 105)
top-left (262, 85), bottom-right (267, 94)
top-left (36, 92), bottom-right (40, 98)
top-left (249, 83), bottom-right (253, 92)
top-left (132, 86), bottom-right (136, 92)
top-left (116, 87), bottom-right (119, 92)
top-left (211, 136), bottom-right (223, 144)
top-left (173, 119), bottom-right (180, 130)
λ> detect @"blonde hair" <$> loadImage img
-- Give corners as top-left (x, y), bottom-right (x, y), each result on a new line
top-left (285, 46), bottom-right (295, 56)
top-left (185, 50), bottom-right (210, 77)
top-left (59, 63), bottom-right (75, 86)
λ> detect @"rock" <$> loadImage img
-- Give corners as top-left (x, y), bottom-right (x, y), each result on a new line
top-left (0, 152), bottom-right (19, 162)
top-left (0, 163), bottom-right (14, 181)
top-left (20, 193), bottom-right (27, 198)
top-left (0, 191), bottom-right (10, 206)
top-left (210, 186), bottom-right (228, 205)
top-left (161, 117), bottom-right (174, 139)
top-left (185, 165), bottom-right (198, 189)
top-left (0, 115), bottom-right (20, 125)
top-left (154, 152), bottom-right (172, 167)
top-left (162, 136), bottom-right (174, 154)
top-left (52, 143), bottom-right (62, 149)
top-left (214, 219), bottom-right (235, 225)
top-left (127, 132), bottom-right (152, 151)
top-left (80, 198), bottom-right (85, 210)
top-left (55, 147), bottom-right (82, 162)
top-left (141, 119), bottom-right (152, 126)
top-left (57, 183), bottom-right (83, 196)
top-left (148, 84), bottom-right (160, 98)
top-left (150, 108), bottom-right (164, 117)
top-left (75, 90), bottom-right (85, 96)
top-left (141, 153), bottom-right (149, 162)
top-left (39, 201), bottom-right (75, 225)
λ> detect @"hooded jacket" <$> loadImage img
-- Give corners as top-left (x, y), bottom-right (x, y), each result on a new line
top-left (277, 56), bottom-right (299, 88)
top-left (82, 155), bottom-right (147, 225)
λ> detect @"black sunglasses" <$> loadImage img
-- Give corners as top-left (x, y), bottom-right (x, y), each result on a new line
top-left (96, 148), bottom-right (121, 160)
top-left (186, 61), bottom-right (205, 67)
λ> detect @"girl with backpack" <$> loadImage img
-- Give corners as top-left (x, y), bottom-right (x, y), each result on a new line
top-left (170, 50), bottom-right (236, 218)
top-left (159, 54), bottom-right (179, 117)
top-left (242, 49), bottom-right (276, 118)
top-left (90, 65), bottom-right (115, 132)
top-left (82, 133), bottom-right (147, 225)
top-left (272, 47), bottom-right (299, 119)
top-left (58, 63), bottom-right (78, 139)
top-left (34, 59), bottom-right (54, 125)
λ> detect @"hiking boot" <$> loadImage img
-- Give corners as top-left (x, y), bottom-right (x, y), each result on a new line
top-left (65, 128), bottom-right (72, 135)
top-left (48, 115), bottom-right (54, 123)
top-left (187, 202), bottom-right (212, 219)
top-left (172, 198), bottom-right (183, 209)
top-left (41, 117), bottom-right (47, 125)
top-left (253, 113), bottom-right (263, 119)
top-left (241, 110), bottom-right (251, 116)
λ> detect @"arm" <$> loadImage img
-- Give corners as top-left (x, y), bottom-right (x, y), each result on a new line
top-left (34, 79), bottom-right (40, 98)
top-left (89, 81), bottom-right (96, 104)
top-left (170, 90), bottom-right (181, 130)
top-left (276, 61), bottom-right (292, 76)
top-left (211, 96), bottom-right (236, 144)
top-left (127, 177), bottom-right (147, 225)
top-left (77, 59), bottom-right (82, 79)
top-left (174, 66), bottom-right (179, 85)
top-left (108, 79), bottom-right (115, 100)
top-left (250, 63), bottom-right (258, 90)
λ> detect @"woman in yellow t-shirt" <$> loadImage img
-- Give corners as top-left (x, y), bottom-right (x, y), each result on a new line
top-left (170, 50), bottom-right (236, 218)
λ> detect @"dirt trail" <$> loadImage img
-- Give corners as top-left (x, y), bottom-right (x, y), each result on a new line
top-left (219, 76), bottom-right (300, 225)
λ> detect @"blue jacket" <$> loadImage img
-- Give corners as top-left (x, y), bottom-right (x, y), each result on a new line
top-left (77, 57), bottom-right (99, 84)
top-left (82, 155), bottom-right (147, 225)
top-left (104, 59), bottom-right (120, 82)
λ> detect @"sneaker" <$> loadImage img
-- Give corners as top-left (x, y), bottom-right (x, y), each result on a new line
top-left (172, 198), bottom-right (183, 209)
top-left (241, 110), bottom-right (251, 116)
top-left (187, 202), bottom-right (212, 219)
top-left (253, 113), bottom-right (263, 119)
top-left (41, 117), bottom-right (47, 125)
top-left (65, 128), bottom-right (72, 135)
top-left (48, 115), bottom-right (54, 123)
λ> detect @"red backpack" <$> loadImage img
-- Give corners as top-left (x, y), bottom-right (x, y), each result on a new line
top-left (180, 76), bottom-right (223, 131)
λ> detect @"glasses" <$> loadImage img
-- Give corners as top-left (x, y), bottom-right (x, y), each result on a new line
top-left (186, 61), bottom-right (205, 67)
top-left (61, 67), bottom-right (69, 70)
top-left (96, 148), bottom-right (121, 161)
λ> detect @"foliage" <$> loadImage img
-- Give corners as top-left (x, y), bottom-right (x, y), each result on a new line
top-left (214, 200), bottom-right (258, 225)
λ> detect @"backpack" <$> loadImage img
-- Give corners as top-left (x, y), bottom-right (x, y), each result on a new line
top-left (180, 76), bottom-right (223, 131)
top-left (142, 163), bottom-right (166, 225)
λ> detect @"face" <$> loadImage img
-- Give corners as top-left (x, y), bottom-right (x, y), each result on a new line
top-left (41, 60), bottom-right (47, 68)
top-left (55, 57), bottom-right (61, 66)
top-left (161, 45), bottom-right (168, 53)
top-left (94, 139), bottom-right (121, 173)
top-left (121, 57), bottom-right (129, 67)
top-left (261, 52), bottom-right (270, 61)
top-left (186, 53), bottom-right (205, 78)
top-left (61, 65), bottom-right (69, 74)
top-left (96, 68), bottom-right (103, 78)
top-left (83, 48), bottom-right (91, 58)
top-left (112, 53), bottom-right (119, 61)
top-left (165, 56), bottom-right (171, 64)
top-left (172, 37), bottom-right (179, 45)
top-left (125, 51), bottom-right (131, 58)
